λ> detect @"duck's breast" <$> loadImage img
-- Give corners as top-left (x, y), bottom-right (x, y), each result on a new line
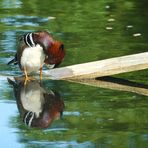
top-left (20, 44), bottom-right (45, 73)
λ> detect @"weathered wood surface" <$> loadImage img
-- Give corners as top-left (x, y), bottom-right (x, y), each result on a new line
top-left (43, 52), bottom-right (148, 80)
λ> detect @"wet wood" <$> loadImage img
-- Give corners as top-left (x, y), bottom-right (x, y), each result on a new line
top-left (43, 52), bottom-right (148, 80)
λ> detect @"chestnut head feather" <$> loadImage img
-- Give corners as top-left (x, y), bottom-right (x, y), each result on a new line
top-left (44, 41), bottom-right (65, 67)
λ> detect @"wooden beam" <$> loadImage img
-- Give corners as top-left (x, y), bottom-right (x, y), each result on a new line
top-left (43, 52), bottom-right (148, 80)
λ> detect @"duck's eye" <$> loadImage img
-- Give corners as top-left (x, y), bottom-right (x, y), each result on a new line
top-left (59, 44), bottom-right (64, 50)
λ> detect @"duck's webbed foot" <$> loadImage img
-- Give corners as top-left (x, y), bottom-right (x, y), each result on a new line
top-left (23, 69), bottom-right (35, 85)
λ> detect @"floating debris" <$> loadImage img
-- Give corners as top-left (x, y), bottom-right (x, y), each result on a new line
top-left (106, 27), bottom-right (113, 30)
top-left (47, 16), bottom-right (56, 20)
top-left (108, 118), bottom-right (114, 121)
top-left (126, 25), bottom-right (133, 29)
top-left (133, 33), bottom-right (142, 37)
top-left (105, 5), bottom-right (110, 9)
top-left (108, 18), bottom-right (115, 22)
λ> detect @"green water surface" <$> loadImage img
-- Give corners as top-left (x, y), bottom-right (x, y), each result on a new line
top-left (0, 0), bottom-right (148, 147)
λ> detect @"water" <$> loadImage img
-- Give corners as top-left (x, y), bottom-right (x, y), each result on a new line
top-left (0, 0), bottom-right (148, 147)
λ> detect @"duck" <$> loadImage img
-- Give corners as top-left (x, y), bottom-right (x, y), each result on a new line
top-left (8, 31), bottom-right (65, 83)
top-left (7, 77), bottom-right (64, 128)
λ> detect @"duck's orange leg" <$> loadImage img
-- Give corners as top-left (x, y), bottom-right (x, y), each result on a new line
top-left (24, 68), bottom-right (29, 85)
top-left (23, 68), bottom-right (35, 85)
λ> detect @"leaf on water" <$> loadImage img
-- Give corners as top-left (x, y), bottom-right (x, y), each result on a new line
top-left (133, 33), bottom-right (142, 37)
top-left (106, 27), bottom-right (113, 30)
top-left (108, 18), bottom-right (115, 22)
top-left (105, 5), bottom-right (110, 9)
top-left (126, 25), bottom-right (133, 29)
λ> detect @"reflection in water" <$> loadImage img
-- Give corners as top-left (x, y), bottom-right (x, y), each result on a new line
top-left (0, 15), bottom-right (51, 27)
top-left (8, 77), bottom-right (64, 128)
top-left (0, 0), bottom-right (147, 147)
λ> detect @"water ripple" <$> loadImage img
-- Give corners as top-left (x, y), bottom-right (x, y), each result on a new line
top-left (1, 0), bottom-right (22, 8)
top-left (0, 15), bottom-right (54, 27)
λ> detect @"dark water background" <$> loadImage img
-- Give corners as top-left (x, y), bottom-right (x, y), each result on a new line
top-left (0, 0), bottom-right (148, 147)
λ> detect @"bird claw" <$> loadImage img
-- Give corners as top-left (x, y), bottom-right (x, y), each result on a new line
top-left (24, 76), bottom-right (35, 85)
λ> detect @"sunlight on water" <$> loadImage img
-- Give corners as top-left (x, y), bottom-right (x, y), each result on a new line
top-left (0, 15), bottom-right (51, 27)
top-left (0, 0), bottom-right (22, 8)
top-left (0, 101), bottom-right (22, 148)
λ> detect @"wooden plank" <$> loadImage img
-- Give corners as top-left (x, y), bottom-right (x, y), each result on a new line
top-left (43, 52), bottom-right (148, 80)
top-left (68, 77), bottom-right (148, 96)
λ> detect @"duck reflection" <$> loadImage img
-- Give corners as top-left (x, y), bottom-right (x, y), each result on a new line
top-left (7, 77), bottom-right (64, 128)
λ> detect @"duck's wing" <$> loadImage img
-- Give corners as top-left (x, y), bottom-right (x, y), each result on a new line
top-left (7, 34), bottom-right (27, 66)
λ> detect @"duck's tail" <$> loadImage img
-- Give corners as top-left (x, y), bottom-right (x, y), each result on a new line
top-left (7, 54), bottom-right (18, 65)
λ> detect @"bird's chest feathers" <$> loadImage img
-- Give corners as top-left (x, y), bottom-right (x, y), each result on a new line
top-left (21, 44), bottom-right (45, 72)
